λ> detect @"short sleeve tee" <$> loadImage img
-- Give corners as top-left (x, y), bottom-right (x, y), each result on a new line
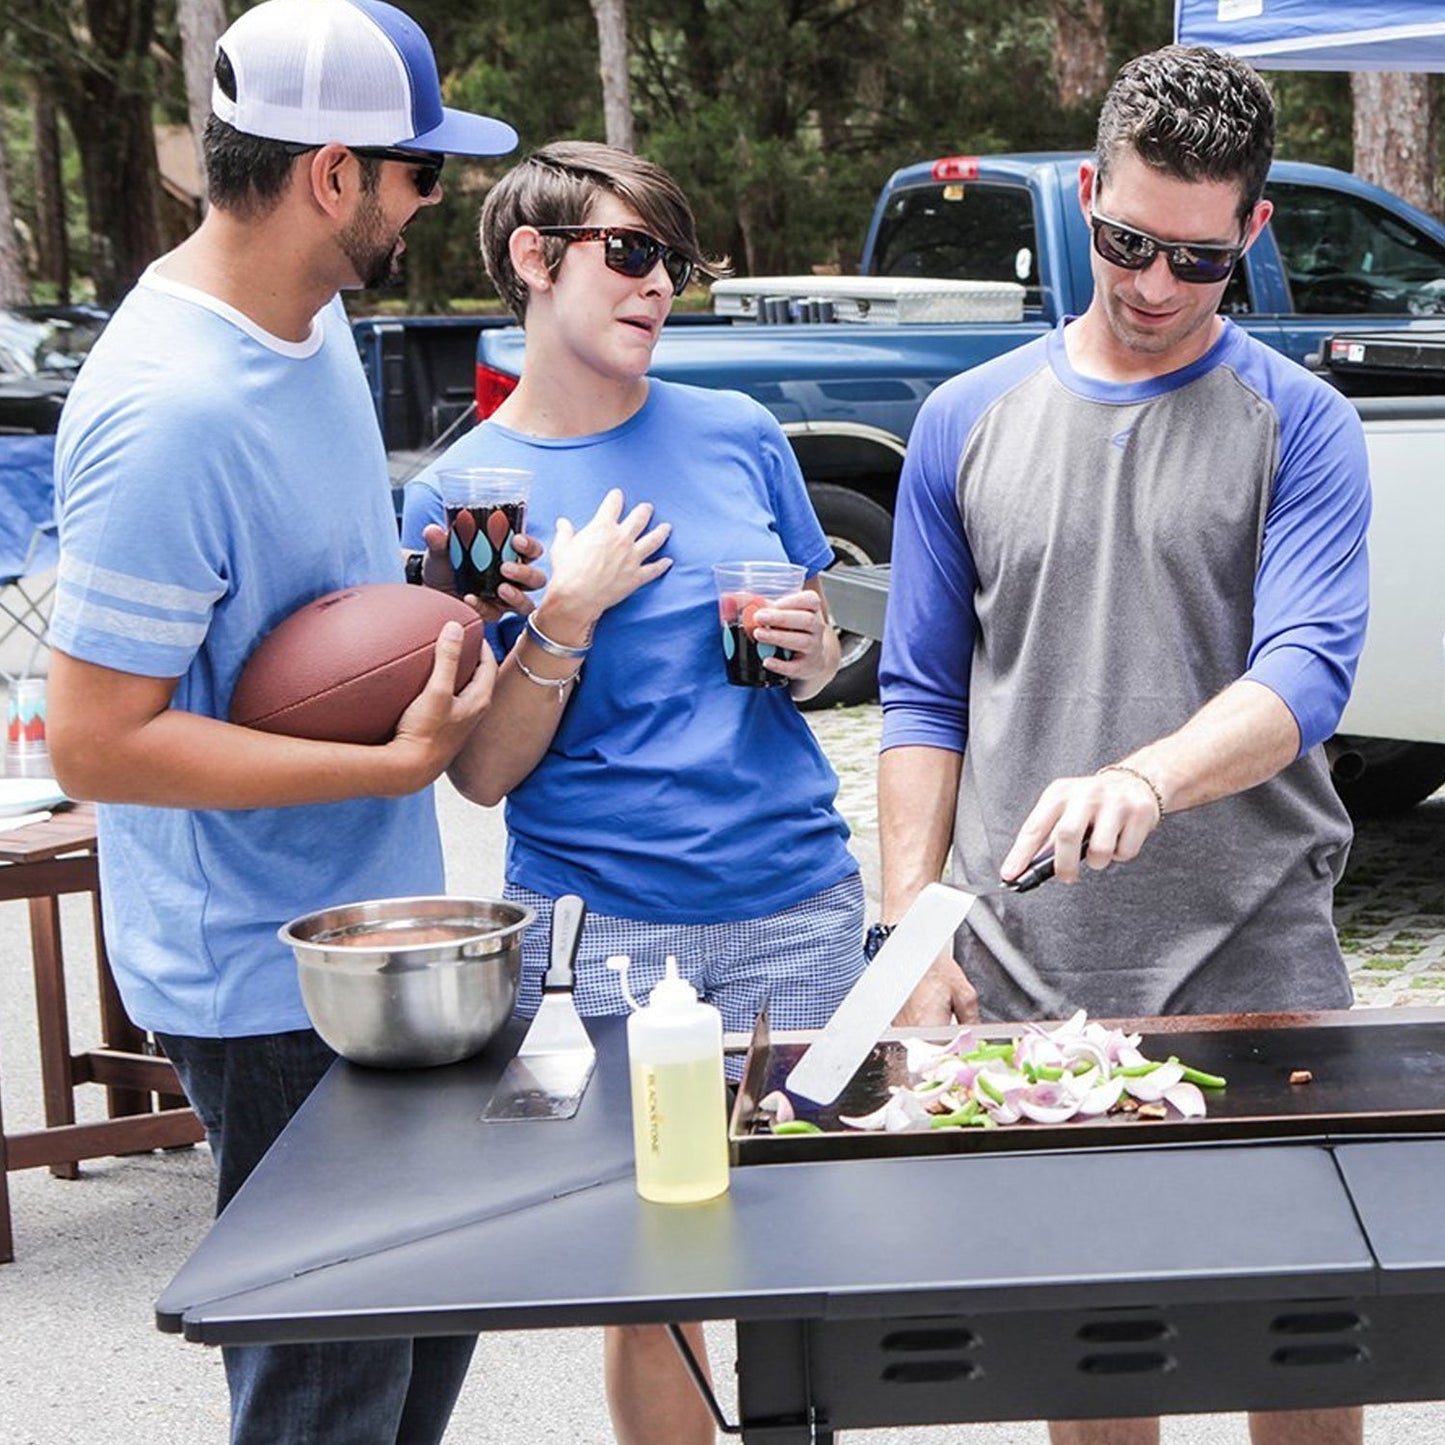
top-left (52, 269), bottom-right (443, 1036)
top-left (403, 379), bottom-right (856, 922)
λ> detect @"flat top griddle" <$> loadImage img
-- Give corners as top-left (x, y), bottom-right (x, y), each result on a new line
top-left (730, 1007), bottom-right (1445, 1164)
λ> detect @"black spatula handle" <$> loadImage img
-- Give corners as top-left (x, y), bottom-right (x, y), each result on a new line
top-left (1006, 828), bottom-right (1093, 892)
top-left (1008, 850), bottom-right (1057, 892)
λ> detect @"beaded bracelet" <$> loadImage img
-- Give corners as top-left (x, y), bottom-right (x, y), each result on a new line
top-left (515, 654), bottom-right (581, 701)
top-left (1096, 763), bottom-right (1166, 824)
top-left (525, 614), bottom-right (591, 659)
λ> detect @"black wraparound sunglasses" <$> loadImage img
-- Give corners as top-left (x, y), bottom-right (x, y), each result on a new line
top-left (1089, 210), bottom-right (1245, 285)
top-left (281, 142), bottom-right (446, 198)
top-left (535, 226), bottom-right (695, 295)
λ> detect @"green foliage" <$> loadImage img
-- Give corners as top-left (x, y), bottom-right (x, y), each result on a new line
top-left (2, 0), bottom-right (1438, 300)
top-left (1271, 71), bottom-right (1354, 170)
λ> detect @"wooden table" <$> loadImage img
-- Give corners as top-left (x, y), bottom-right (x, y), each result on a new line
top-left (0, 802), bottom-right (203, 1262)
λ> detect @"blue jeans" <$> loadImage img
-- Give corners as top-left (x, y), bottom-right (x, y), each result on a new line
top-left (159, 1029), bottom-right (476, 1445)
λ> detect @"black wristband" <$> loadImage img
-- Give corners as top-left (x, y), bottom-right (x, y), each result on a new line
top-left (404, 552), bottom-right (425, 586)
top-left (863, 922), bottom-right (895, 962)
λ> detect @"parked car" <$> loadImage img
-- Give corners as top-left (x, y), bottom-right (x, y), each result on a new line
top-left (0, 305), bottom-right (109, 436)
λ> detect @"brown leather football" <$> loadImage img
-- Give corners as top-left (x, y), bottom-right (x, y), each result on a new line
top-left (230, 583), bottom-right (485, 745)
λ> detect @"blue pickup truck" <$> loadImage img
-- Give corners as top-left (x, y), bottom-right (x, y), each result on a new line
top-left (367, 152), bottom-right (1445, 812)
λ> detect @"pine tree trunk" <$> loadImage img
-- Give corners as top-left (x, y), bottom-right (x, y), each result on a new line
top-left (0, 107), bottom-right (31, 305)
top-left (177, 0), bottom-right (227, 210)
top-left (1052, 0), bottom-right (1110, 113)
top-left (30, 79), bottom-right (69, 303)
top-left (67, 96), bottom-right (163, 307)
top-left (589, 0), bottom-right (634, 152)
top-left (1352, 72), bottom-right (1439, 220)
top-left (59, 0), bottom-right (163, 305)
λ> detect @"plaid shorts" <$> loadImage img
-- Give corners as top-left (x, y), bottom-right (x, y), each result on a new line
top-left (504, 873), bottom-right (866, 1035)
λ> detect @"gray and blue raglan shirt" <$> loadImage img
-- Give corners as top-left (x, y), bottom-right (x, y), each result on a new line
top-left (880, 318), bottom-right (1370, 1020)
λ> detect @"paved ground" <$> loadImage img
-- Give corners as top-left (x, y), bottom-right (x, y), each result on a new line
top-left (2, 699), bottom-right (1443, 1443)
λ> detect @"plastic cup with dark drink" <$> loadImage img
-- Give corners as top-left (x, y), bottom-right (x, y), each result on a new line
top-left (713, 561), bottom-right (806, 688)
top-left (439, 467), bottom-right (533, 600)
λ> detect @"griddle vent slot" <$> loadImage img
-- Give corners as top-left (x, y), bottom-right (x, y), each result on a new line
top-left (1269, 1310), bottom-right (1368, 1335)
top-left (882, 1359), bottom-right (980, 1384)
top-left (881, 1327), bottom-right (979, 1352)
top-left (1078, 1351), bottom-right (1176, 1376)
top-left (1270, 1343), bottom-right (1371, 1368)
top-left (1076, 1319), bottom-right (1173, 1344)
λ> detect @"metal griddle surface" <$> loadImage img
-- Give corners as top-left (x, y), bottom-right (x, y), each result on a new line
top-left (730, 1008), bottom-right (1445, 1165)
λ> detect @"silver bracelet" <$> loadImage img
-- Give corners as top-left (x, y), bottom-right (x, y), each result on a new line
top-left (1096, 763), bottom-right (1166, 824)
top-left (514, 654), bottom-right (580, 701)
top-left (525, 613), bottom-right (591, 659)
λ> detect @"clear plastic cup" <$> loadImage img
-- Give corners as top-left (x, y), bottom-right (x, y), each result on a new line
top-left (712, 561), bottom-right (806, 688)
top-left (439, 467), bottom-right (533, 599)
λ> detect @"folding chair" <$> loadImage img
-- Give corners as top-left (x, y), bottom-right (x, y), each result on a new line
top-left (0, 434), bottom-right (60, 687)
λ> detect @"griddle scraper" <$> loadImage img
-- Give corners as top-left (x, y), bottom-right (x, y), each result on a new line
top-left (483, 894), bottom-right (595, 1121)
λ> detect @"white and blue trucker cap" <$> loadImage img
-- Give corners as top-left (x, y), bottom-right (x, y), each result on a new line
top-left (211, 0), bottom-right (517, 157)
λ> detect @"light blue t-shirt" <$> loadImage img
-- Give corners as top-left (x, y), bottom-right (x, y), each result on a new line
top-left (402, 379), bottom-right (856, 922)
top-left (52, 269), bottom-right (442, 1037)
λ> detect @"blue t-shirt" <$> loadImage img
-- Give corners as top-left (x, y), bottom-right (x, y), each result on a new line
top-left (52, 269), bottom-right (442, 1037)
top-left (402, 379), bottom-right (856, 922)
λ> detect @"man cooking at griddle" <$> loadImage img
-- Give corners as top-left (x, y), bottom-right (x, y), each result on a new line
top-left (876, 43), bottom-right (1369, 1445)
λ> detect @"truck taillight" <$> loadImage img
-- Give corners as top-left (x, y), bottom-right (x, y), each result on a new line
top-left (931, 156), bottom-right (979, 182)
top-left (475, 363), bottom-right (519, 419)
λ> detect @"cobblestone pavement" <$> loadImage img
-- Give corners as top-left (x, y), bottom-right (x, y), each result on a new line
top-left (806, 704), bottom-right (1445, 1005)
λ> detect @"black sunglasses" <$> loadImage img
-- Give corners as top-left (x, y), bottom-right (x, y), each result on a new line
top-left (1089, 210), bottom-right (1244, 285)
top-left (281, 142), bottom-right (445, 198)
top-left (535, 226), bottom-right (695, 296)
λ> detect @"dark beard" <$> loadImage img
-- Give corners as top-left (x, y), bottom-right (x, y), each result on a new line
top-left (339, 192), bottom-right (404, 290)
top-left (361, 241), bottom-right (403, 290)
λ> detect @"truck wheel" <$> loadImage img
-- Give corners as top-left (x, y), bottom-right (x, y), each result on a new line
top-left (1330, 738), bottom-right (1445, 819)
top-left (803, 483), bottom-right (893, 711)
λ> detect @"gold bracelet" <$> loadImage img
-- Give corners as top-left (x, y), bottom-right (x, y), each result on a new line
top-left (514, 655), bottom-right (580, 702)
top-left (1096, 763), bottom-right (1166, 823)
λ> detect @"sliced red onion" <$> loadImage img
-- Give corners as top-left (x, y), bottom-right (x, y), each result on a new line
top-left (1163, 1080), bottom-right (1207, 1119)
top-left (758, 1090), bottom-right (795, 1124)
top-left (1017, 1081), bottom-right (1080, 1124)
top-left (1123, 1060), bottom-right (1185, 1102)
top-left (839, 1099), bottom-right (891, 1131)
top-left (1076, 1074), bottom-right (1125, 1116)
top-left (1013, 1032), bottom-right (1066, 1072)
top-left (976, 1092), bottom-right (1023, 1125)
top-left (945, 1027), bottom-right (980, 1057)
top-left (902, 1036), bottom-right (947, 1075)
top-left (885, 1090), bottom-right (934, 1132)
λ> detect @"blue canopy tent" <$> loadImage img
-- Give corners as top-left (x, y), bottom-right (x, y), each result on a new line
top-left (1174, 1), bottom-right (1445, 71)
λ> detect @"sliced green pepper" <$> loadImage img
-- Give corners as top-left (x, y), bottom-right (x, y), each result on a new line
top-left (1117, 1059), bottom-right (1164, 1078)
top-left (931, 1109), bottom-right (988, 1129)
top-left (1179, 1064), bottom-right (1228, 1089)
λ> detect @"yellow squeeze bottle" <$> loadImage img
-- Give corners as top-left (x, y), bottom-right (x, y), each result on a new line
top-left (624, 956), bottom-right (729, 1204)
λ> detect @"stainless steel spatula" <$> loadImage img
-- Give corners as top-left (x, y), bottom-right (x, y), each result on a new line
top-left (482, 893), bottom-right (595, 1121)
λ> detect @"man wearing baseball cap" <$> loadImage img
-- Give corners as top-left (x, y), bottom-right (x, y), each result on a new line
top-left (49, 4), bottom-right (529, 1441)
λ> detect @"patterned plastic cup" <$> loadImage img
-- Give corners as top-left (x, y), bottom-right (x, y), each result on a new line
top-left (439, 468), bottom-right (533, 600)
top-left (713, 561), bottom-right (806, 688)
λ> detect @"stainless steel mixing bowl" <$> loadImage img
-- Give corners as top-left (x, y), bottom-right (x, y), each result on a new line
top-left (279, 896), bottom-right (534, 1068)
